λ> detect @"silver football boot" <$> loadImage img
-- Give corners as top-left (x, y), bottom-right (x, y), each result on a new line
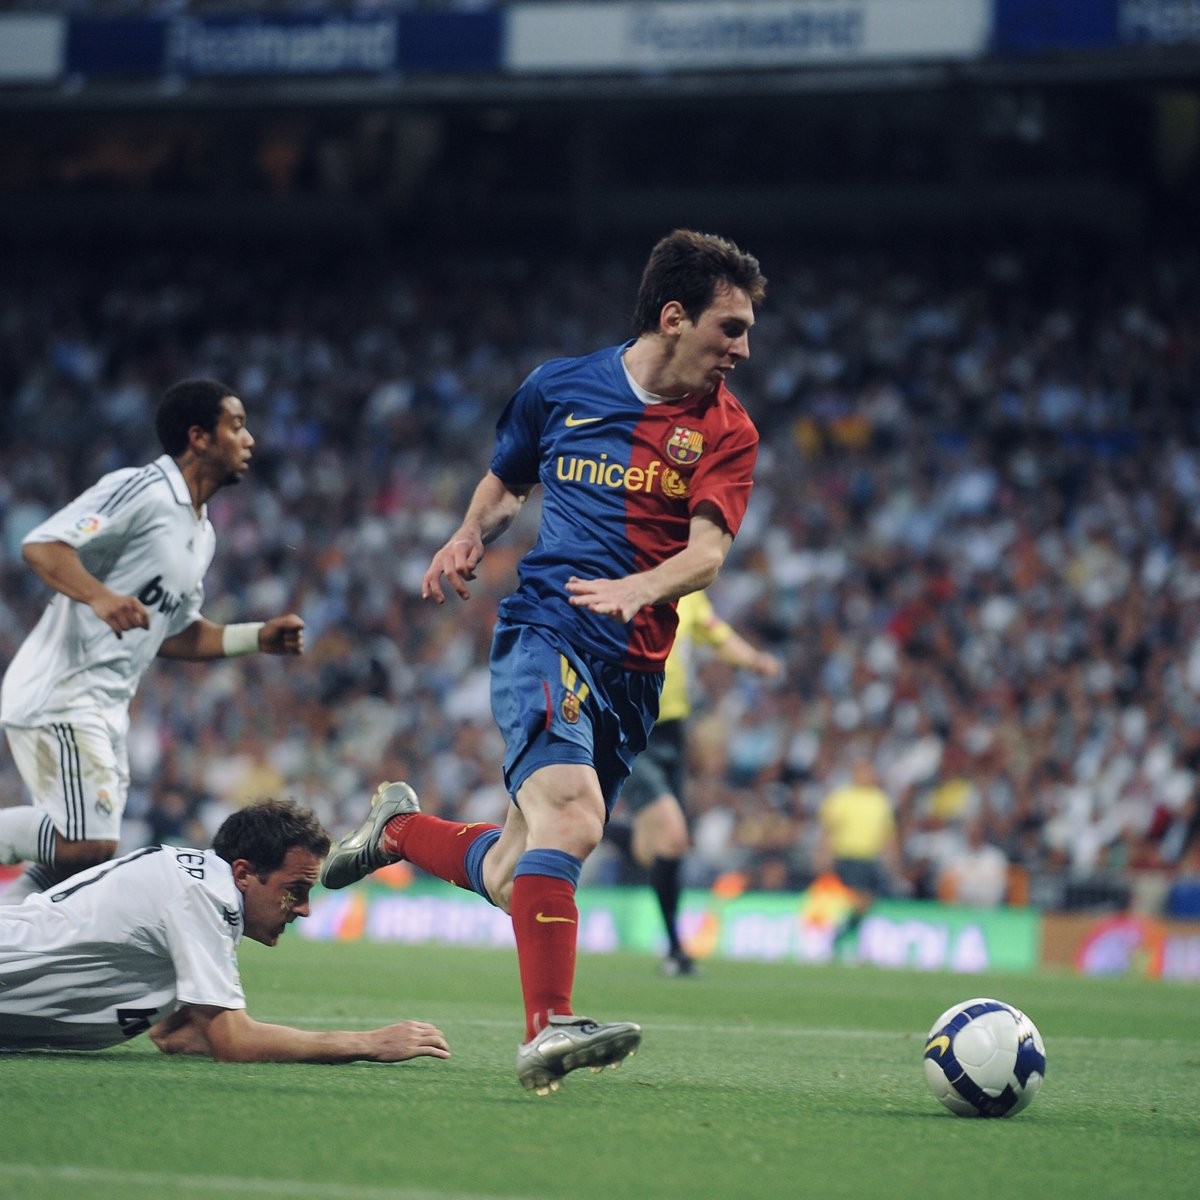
top-left (319, 781), bottom-right (419, 889)
top-left (515, 1015), bottom-right (643, 1096)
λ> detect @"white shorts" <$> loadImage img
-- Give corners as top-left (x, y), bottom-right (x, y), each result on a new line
top-left (4, 717), bottom-right (129, 842)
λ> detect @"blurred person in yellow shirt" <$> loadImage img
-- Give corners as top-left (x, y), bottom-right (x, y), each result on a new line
top-left (816, 758), bottom-right (899, 957)
top-left (609, 589), bottom-right (782, 975)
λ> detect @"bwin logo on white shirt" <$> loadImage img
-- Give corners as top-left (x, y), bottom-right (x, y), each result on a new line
top-left (137, 575), bottom-right (183, 618)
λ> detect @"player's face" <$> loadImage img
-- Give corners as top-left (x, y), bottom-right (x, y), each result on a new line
top-left (239, 846), bottom-right (322, 947)
top-left (207, 395), bottom-right (255, 486)
top-left (668, 281), bottom-right (754, 397)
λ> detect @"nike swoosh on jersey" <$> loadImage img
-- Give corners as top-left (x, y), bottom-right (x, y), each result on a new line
top-left (564, 413), bottom-right (602, 427)
top-left (535, 912), bottom-right (576, 924)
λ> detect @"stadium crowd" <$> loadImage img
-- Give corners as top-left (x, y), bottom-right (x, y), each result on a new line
top-left (2, 238), bottom-right (1199, 917)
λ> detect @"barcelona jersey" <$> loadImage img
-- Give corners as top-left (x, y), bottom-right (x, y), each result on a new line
top-left (491, 342), bottom-right (758, 672)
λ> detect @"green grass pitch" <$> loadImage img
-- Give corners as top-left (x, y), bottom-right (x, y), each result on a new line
top-left (2, 938), bottom-right (1198, 1200)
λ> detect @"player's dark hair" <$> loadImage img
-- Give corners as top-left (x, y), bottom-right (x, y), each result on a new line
top-left (632, 229), bottom-right (767, 334)
top-left (156, 378), bottom-right (235, 457)
top-left (212, 800), bottom-right (331, 874)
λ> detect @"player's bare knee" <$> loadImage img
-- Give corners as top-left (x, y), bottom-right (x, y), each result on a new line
top-left (559, 797), bottom-right (604, 857)
top-left (488, 877), bottom-right (514, 913)
top-left (662, 830), bottom-right (690, 860)
top-left (638, 812), bottom-right (688, 862)
top-left (55, 838), bottom-right (118, 873)
top-left (518, 773), bottom-right (605, 858)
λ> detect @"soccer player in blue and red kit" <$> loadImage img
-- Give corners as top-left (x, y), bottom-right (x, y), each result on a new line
top-left (321, 229), bottom-right (767, 1093)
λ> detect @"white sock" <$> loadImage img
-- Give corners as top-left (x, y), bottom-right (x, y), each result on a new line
top-left (0, 807), bottom-right (57, 866)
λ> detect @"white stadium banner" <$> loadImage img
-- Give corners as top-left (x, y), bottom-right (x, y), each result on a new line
top-left (0, 15), bottom-right (65, 83)
top-left (505, 0), bottom-right (992, 73)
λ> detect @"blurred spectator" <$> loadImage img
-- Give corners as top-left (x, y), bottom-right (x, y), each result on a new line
top-left (936, 818), bottom-right (1011, 908)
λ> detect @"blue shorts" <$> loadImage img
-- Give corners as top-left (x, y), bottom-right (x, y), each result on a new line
top-left (489, 619), bottom-right (662, 815)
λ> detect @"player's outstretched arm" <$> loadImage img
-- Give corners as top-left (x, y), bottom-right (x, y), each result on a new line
top-left (422, 471), bottom-right (530, 604)
top-left (715, 629), bottom-right (784, 679)
top-left (152, 1004), bottom-right (451, 1064)
top-left (157, 613), bottom-right (304, 660)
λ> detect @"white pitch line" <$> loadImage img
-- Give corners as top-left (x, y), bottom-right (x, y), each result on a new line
top-left (0, 1163), bottom-right (527, 1200)
top-left (257, 1015), bottom-right (906, 1038)
top-left (255, 1015), bottom-right (1198, 1047)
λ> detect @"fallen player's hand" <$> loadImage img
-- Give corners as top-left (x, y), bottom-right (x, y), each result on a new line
top-left (369, 1020), bottom-right (452, 1062)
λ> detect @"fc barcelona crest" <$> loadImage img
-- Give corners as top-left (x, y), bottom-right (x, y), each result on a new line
top-left (665, 426), bottom-right (704, 466)
top-left (559, 655), bottom-right (590, 725)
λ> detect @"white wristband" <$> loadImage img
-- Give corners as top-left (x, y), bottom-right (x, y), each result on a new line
top-left (222, 622), bottom-right (264, 657)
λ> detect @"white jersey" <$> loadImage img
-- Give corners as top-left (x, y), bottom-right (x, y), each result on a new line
top-left (0, 845), bottom-right (246, 1050)
top-left (0, 455), bottom-right (215, 727)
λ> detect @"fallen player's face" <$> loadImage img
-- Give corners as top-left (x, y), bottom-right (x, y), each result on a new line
top-left (242, 846), bottom-right (322, 946)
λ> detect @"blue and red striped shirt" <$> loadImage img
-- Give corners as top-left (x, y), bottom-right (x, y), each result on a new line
top-left (492, 342), bottom-right (758, 671)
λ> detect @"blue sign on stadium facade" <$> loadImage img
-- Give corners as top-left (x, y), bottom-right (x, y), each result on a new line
top-left (59, 11), bottom-right (503, 80)
top-left (65, 17), bottom-right (170, 79)
top-left (991, 1), bottom-right (1120, 53)
top-left (166, 16), bottom-right (401, 78)
top-left (987, 1), bottom-right (1200, 52)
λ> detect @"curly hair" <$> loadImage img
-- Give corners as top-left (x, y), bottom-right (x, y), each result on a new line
top-left (155, 377), bottom-right (235, 457)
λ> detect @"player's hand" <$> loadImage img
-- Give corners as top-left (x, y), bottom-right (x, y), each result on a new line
top-left (422, 536), bottom-right (484, 604)
top-left (92, 590), bottom-right (151, 638)
top-left (369, 1020), bottom-right (452, 1062)
top-left (755, 651), bottom-right (785, 680)
top-left (260, 613), bottom-right (305, 655)
top-left (565, 575), bottom-right (652, 624)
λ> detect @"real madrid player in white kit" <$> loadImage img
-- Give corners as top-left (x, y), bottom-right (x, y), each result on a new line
top-left (0, 798), bottom-right (451, 1063)
top-left (0, 378), bottom-right (305, 903)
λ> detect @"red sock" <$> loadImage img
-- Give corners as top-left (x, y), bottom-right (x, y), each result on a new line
top-left (381, 815), bottom-right (500, 892)
top-left (510, 874), bottom-right (578, 1042)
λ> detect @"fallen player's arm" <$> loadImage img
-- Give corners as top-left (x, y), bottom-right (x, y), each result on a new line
top-left (150, 1003), bottom-right (451, 1064)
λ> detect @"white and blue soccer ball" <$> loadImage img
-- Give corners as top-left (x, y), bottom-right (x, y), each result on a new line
top-left (923, 997), bottom-right (1047, 1117)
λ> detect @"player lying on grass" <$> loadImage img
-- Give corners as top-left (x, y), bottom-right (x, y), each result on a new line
top-left (0, 799), bottom-right (450, 1065)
